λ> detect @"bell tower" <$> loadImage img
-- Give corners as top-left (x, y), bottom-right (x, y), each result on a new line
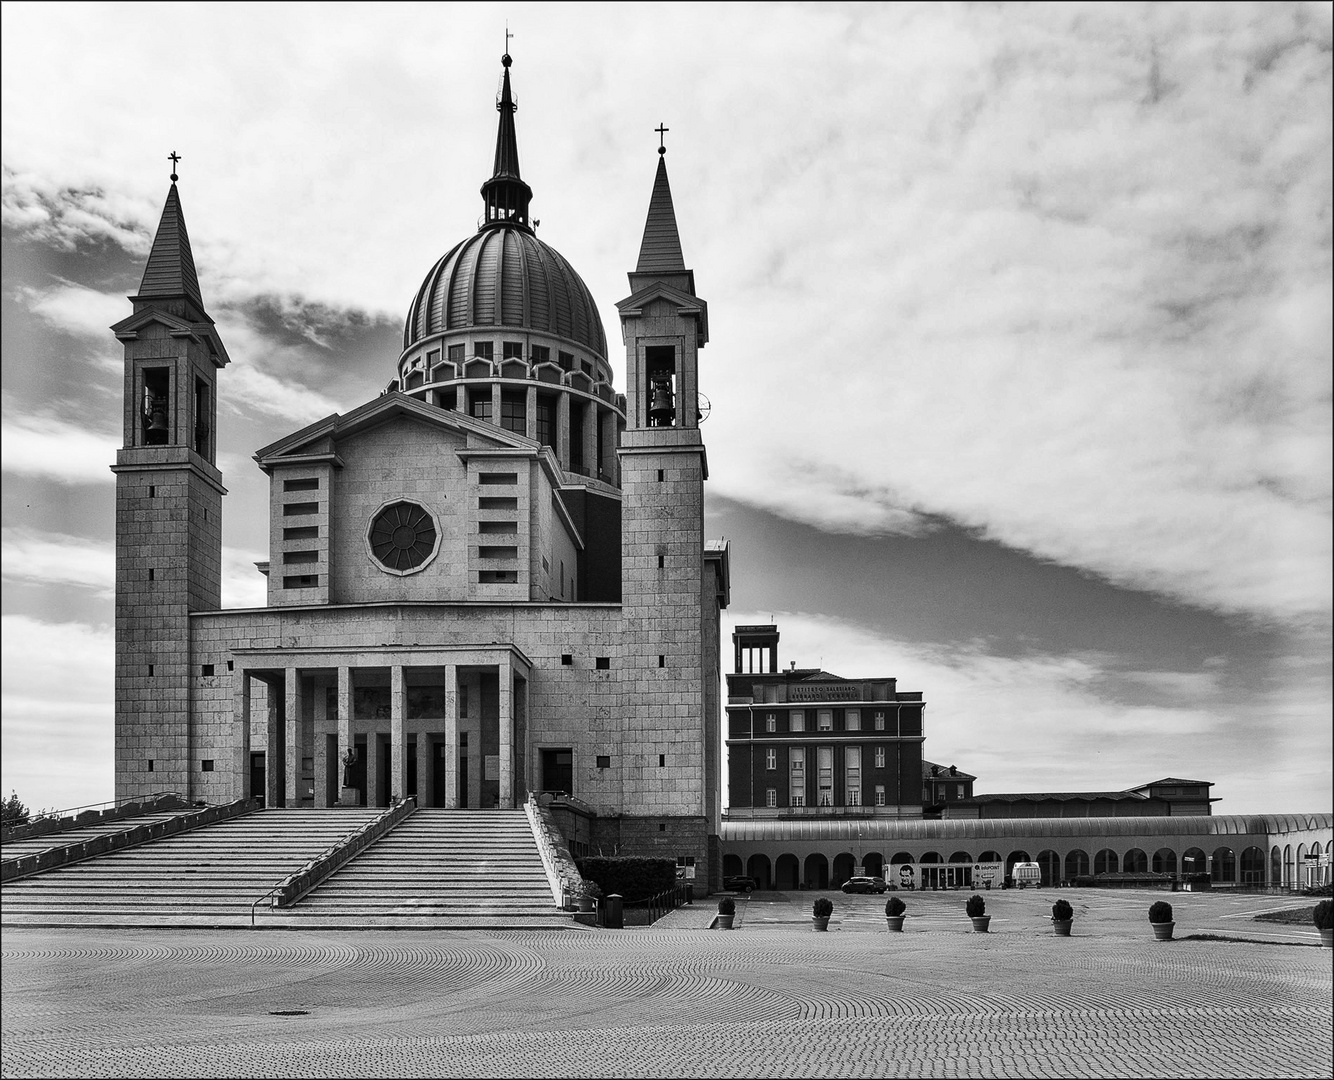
top-left (615, 137), bottom-right (713, 866)
top-left (110, 162), bottom-right (230, 800)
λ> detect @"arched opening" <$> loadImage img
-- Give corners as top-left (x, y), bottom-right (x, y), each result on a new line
top-left (804, 853), bottom-right (829, 890)
top-left (1240, 846), bottom-right (1265, 885)
top-left (746, 853), bottom-right (772, 890)
top-left (978, 850), bottom-right (1002, 863)
top-left (948, 851), bottom-right (972, 890)
top-left (1283, 844), bottom-right (1293, 886)
top-left (1123, 848), bottom-right (1148, 874)
top-left (775, 853), bottom-right (800, 891)
top-left (1211, 846), bottom-right (1236, 884)
top-left (1182, 847), bottom-right (1208, 882)
top-left (832, 852), bottom-right (856, 888)
top-left (1270, 846), bottom-right (1282, 885)
top-left (1094, 849), bottom-right (1119, 876)
top-left (1297, 843), bottom-right (1310, 888)
top-left (1153, 848), bottom-right (1177, 876)
top-left (1311, 843), bottom-right (1327, 887)
top-left (920, 851), bottom-right (943, 890)
top-left (723, 853), bottom-right (743, 878)
top-left (863, 852), bottom-right (884, 878)
top-left (1036, 850), bottom-right (1061, 886)
top-left (1065, 849), bottom-right (1090, 881)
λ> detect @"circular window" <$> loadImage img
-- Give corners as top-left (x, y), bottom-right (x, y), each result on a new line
top-left (368, 501), bottom-right (438, 574)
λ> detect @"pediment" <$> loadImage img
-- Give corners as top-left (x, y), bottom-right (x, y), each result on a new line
top-left (615, 281), bottom-right (709, 345)
top-left (111, 308), bottom-right (232, 366)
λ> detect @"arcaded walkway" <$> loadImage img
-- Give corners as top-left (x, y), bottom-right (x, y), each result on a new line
top-left (2, 890), bottom-right (1330, 1078)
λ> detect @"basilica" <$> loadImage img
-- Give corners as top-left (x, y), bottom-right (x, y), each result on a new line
top-left (111, 53), bottom-right (729, 878)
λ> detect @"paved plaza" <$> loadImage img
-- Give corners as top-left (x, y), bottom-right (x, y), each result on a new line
top-left (2, 889), bottom-right (1330, 1078)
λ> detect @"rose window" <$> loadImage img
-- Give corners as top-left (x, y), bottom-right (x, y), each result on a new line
top-left (368, 501), bottom-right (438, 573)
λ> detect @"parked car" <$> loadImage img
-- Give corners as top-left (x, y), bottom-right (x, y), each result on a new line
top-left (723, 875), bottom-right (757, 893)
top-left (841, 876), bottom-right (889, 894)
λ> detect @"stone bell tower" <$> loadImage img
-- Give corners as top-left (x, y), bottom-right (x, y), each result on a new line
top-left (109, 162), bottom-right (230, 800)
top-left (614, 137), bottom-right (713, 861)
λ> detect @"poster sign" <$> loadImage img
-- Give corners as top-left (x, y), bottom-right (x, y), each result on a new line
top-left (891, 861), bottom-right (1003, 889)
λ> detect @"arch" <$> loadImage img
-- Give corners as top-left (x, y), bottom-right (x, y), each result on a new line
top-left (723, 853), bottom-right (743, 878)
top-left (1270, 846), bottom-right (1282, 886)
top-left (1094, 849), bottom-right (1119, 876)
top-left (804, 853), bottom-right (829, 890)
top-left (1211, 846), bottom-right (1236, 883)
top-left (890, 851), bottom-right (914, 865)
top-left (746, 853), bottom-right (772, 890)
top-left (775, 853), bottom-right (800, 891)
top-left (1123, 848), bottom-right (1148, 874)
top-left (1153, 848), bottom-right (1178, 876)
top-left (832, 852), bottom-right (857, 888)
top-left (863, 852), bottom-right (885, 878)
top-left (1065, 849), bottom-right (1090, 880)
top-left (1283, 844), bottom-right (1293, 886)
top-left (978, 850), bottom-right (1002, 864)
top-left (919, 851), bottom-right (942, 890)
top-left (1240, 846), bottom-right (1265, 885)
top-left (1297, 843), bottom-right (1311, 888)
top-left (1036, 850), bottom-right (1061, 886)
top-left (1183, 847), bottom-right (1208, 881)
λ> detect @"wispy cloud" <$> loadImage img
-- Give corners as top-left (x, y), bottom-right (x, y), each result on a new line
top-left (0, 398), bottom-right (117, 485)
top-left (1, 528), bottom-right (115, 597)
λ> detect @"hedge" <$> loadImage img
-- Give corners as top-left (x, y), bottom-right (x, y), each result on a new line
top-left (575, 856), bottom-right (676, 902)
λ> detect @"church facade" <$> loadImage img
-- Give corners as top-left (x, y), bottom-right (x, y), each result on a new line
top-left (111, 54), bottom-right (729, 881)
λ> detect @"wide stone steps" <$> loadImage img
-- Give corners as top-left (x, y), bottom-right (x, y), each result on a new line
top-left (0, 811), bottom-right (208, 859)
top-left (0, 807), bottom-right (573, 931)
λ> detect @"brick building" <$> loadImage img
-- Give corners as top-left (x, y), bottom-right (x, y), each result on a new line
top-left (111, 53), bottom-right (729, 885)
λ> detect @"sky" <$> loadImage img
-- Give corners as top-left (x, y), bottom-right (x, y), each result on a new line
top-left (2, 1), bottom-right (1330, 816)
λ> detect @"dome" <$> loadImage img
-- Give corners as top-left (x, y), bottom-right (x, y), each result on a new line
top-left (402, 223), bottom-right (607, 359)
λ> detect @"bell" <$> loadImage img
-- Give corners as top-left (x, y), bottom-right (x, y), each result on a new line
top-left (146, 397), bottom-right (169, 439)
top-left (649, 383), bottom-right (674, 426)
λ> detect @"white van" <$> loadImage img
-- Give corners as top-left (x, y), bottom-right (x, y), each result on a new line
top-left (1012, 862), bottom-right (1042, 889)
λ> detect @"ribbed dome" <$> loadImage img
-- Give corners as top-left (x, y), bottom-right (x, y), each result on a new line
top-left (403, 224), bottom-right (607, 359)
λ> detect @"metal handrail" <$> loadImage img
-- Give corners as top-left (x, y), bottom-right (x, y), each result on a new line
top-left (13, 791), bottom-right (186, 825)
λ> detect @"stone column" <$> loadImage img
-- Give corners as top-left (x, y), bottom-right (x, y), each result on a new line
top-left (265, 679), bottom-right (283, 810)
top-left (444, 663), bottom-right (459, 808)
top-left (525, 385), bottom-right (538, 442)
top-left (284, 667), bottom-right (302, 808)
top-left (313, 679), bottom-right (330, 808)
top-left (582, 401), bottom-right (597, 480)
top-left (419, 733), bottom-right (435, 808)
top-left (233, 669), bottom-right (251, 801)
top-left (391, 665), bottom-right (406, 803)
top-left (337, 666), bottom-right (357, 806)
top-left (498, 661), bottom-right (513, 808)
top-left (366, 732), bottom-right (382, 808)
top-left (556, 390), bottom-right (570, 470)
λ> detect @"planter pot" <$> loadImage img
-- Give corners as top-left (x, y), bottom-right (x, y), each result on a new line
top-left (812, 916), bottom-right (830, 931)
top-left (716, 913), bottom-right (734, 930)
top-left (577, 897), bottom-right (594, 913)
top-left (1151, 921), bottom-right (1175, 941)
top-left (885, 916), bottom-right (905, 932)
top-left (1052, 919), bottom-right (1072, 937)
top-left (1319, 928), bottom-right (1332, 949)
top-left (970, 916), bottom-right (991, 932)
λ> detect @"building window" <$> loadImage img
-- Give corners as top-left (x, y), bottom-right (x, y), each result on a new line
top-left (790, 710), bottom-right (804, 732)
top-left (765, 748), bottom-right (776, 771)
top-left (536, 398), bottom-right (554, 448)
top-left (368, 501), bottom-right (438, 574)
top-left (283, 502), bottom-right (319, 516)
top-left (790, 747), bottom-right (805, 807)
top-left (147, 759), bottom-right (154, 772)
top-left (845, 747), bottom-right (861, 806)
top-left (818, 710), bottom-right (833, 731)
top-left (817, 746), bottom-right (833, 806)
top-left (531, 345), bottom-right (550, 365)
top-left (875, 712), bottom-right (885, 730)
top-left (595, 656), bottom-right (610, 670)
top-left (596, 755), bottom-right (611, 769)
top-left (875, 785), bottom-right (886, 807)
top-left (201, 759), bottom-right (214, 772)
top-left (766, 788), bottom-right (777, 808)
top-left (478, 472), bottom-right (517, 485)
top-left (846, 710), bottom-right (860, 731)
top-left (502, 341), bottom-right (524, 361)
top-left (561, 654), bottom-right (573, 665)
top-left (500, 392), bottom-right (526, 435)
top-left (558, 350), bottom-right (574, 371)
top-left (201, 664), bottom-right (215, 676)
top-left (658, 754), bottom-right (666, 767)
top-left (875, 746), bottom-right (885, 768)
top-left (473, 341), bottom-right (493, 361)
top-left (957, 783), bottom-right (965, 799)
top-left (469, 393), bottom-right (492, 422)
top-left (765, 714), bottom-right (776, 733)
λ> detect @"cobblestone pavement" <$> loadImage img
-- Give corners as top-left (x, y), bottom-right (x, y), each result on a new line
top-left (3, 890), bottom-right (1330, 1079)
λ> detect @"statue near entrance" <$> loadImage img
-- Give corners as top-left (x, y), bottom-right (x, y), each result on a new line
top-left (341, 747), bottom-right (358, 789)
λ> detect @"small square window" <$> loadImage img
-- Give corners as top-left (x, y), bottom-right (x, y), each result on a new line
top-left (658, 823), bottom-right (666, 832)
top-left (148, 485), bottom-right (156, 498)
top-left (658, 655), bottom-right (665, 668)
top-left (596, 755), bottom-right (611, 769)
top-left (227, 660), bottom-right (234, 672)
top-left (147, 759), bottom-right (154, 772)
top-left (148, 568), bottom-right (155, 582)
top-left (561, 654), bottom-right (573, 666)
top-left (595, 657), bottom-right (610, 670)
top-left (201, 759), bottom-right (214, 772)
top-left (658, 754), bottom-right (666, 767)
top-left (657, 554), bottom-right (664, 569)
top-left (147, 664), bottom-right (154, 677)
top-left (201, 664), bottom-right (215, 676)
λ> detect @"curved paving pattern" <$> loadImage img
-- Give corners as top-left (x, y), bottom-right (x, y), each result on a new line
top-left (3, 894), bottom-right (1330, 1079)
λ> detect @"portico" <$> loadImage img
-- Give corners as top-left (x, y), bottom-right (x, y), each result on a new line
top-left (231, 644), bottom-right (531, 810)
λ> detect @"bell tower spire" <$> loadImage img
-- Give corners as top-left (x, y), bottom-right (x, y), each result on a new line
top-left (480, 51), bottom-right (533, 231)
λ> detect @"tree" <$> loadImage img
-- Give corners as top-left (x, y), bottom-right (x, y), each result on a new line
top-left (2, 790), bottom-right (30, 825)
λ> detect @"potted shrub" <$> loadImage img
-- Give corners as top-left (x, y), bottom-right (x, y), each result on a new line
top-left (885, 895), bottom-right (906, 932)
top-left (576, 880), bottom-right (602, 914)
top-left (1051, 898), bottom-right (1073, 937)
top-left (717, 895), bottom-right (736, 930)
top-left (966, 893), bottom-right (990, 932)
top-left (1149, 900), bottom-right (1174, 941)
top-left (1314, 899), bottom-right (1333, 949)
top-left (812, 896), bottom-right (833, 931)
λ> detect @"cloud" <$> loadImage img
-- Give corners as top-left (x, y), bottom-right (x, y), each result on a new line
top-left (1, 528), bottom-right (115, 597)
top-left (222, 546), bottom-right (270, 609)
top-left (0, 399), bottom-right (118, 485)
top-left (15, 281), bottom-right (128, 347)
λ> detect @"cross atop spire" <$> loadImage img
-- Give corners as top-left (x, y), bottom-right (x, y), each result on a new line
top-left (168, 150), bottom-right (181, 182)
top-left (655, 123), bottom-right (669, 155)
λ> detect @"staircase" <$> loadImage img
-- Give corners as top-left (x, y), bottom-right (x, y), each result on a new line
top-left (0, 809), bottom-right (380, 928)
top-left (275, 809), bottom-right (566, 929)
top-left (1, 810), bottom-right (207, 861)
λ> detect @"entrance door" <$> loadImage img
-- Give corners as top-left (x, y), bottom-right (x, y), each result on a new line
top-left (250, 752), bottom-right (265, 807)
top-left (541, 748), bottom-right (573, 796)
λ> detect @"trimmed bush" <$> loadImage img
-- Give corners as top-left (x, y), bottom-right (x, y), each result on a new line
top-left (965, 894), bottom-right (986, 918)
top-left (1148, 901), bottom-right (1173, 924)
top-left (885, 896), bottom-right (906, 917)
top-left (1314, 899), bottom-right (1333, 930)
top-left (717, 896), bottom-right (735, 916)
top-left (1052, 899), bottom-right (1073, 922)
top-left (812, 897), bottom-right (833, 918)
top-left (575, 856), bottom-right (676, 902)
top-left (579, 879), bottom-right (603, 900)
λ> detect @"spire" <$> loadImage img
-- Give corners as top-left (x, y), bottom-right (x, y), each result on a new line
top-left (635, 153), bottom-right (687, 276)
top-left (134, 179), bottom-right (208, 321)
top-left (480, 52), bottom-right (533, 231)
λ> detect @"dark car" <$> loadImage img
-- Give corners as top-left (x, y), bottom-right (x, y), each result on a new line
top-left (841, 876), bottom-right (889, 894)
top-left (723, 875), bottom-right (758, 893)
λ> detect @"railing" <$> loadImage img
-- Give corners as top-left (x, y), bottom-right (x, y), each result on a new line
top-left (618, 881), bottom-right (694, 926)
top-left (524, 792), bottom-right (570, 907)
top-left (2, 797), bottom-right (258, 882)
top-left (1, 791), bottom-right (190, 843)
top-left (251, 797), bottom-right (416, 924)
